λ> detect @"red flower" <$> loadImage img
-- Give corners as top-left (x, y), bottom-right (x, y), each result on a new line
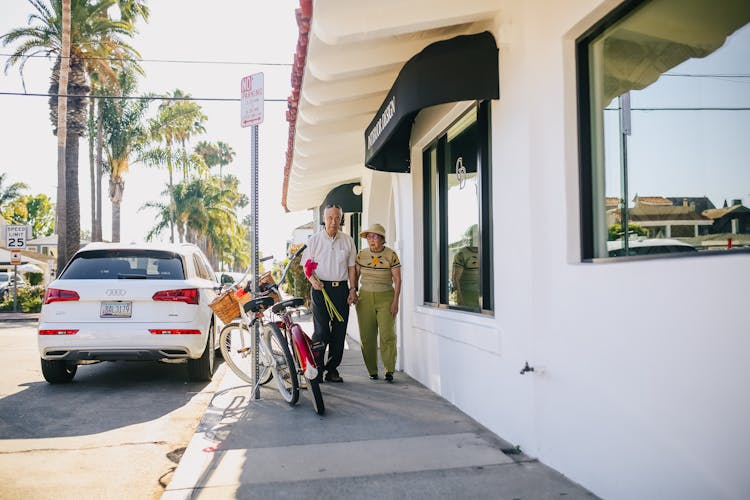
top-left (304, 259), bottom-right (318, 278)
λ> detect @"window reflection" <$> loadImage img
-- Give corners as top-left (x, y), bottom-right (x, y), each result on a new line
top-left (423, 103), bottom-right (492, 312)
top-left (582, 0), bottom-right (750, 258)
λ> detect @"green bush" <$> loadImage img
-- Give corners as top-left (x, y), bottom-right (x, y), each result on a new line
top-left (26, 272), bottom-right (44, 286)
top-left (283, 244), bottom-right (311, 310)
top-left (0, 285), bottom-right (44, 312)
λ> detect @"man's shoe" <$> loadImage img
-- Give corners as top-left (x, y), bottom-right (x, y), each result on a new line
top-left (385, 372), bottom-right (394, 383)
top-left (369, 374), bottom-right (379, 380)
top-left (324, 371), bottom-right (344, 383)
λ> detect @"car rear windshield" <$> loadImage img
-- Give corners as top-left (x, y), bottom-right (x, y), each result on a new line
top-left (60, 250), bottom-right (185, 280)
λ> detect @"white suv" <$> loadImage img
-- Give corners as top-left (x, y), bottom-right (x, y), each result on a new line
top-left (38, 242), bottom-right (222, 383)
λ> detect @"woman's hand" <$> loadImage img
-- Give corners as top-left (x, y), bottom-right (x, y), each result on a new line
top-left (348, 288), bottom-right (358, 305)
top-left (390, 300), bottom-right (399, 317)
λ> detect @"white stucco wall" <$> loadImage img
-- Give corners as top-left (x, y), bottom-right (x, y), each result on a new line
top-left (361, 1), bottom-right (750, 499)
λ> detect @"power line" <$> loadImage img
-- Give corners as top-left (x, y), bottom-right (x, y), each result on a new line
top-left (664, 73), bottom-right (750, 78)
top-left (605, 106), bottom-right (750, 111)
top-left (0, 52), bottom-right (292, 67)
top-left (0, 91), bottom-right (287, 102)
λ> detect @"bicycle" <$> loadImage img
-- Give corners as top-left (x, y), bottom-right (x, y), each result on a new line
top-left (218, 246), bottom-right (324, 415)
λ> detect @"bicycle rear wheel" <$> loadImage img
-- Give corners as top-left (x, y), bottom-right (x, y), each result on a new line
top-left (219, 322), bottom-right (273, 385)
top-left (266, 323), bottom-right (299, 405)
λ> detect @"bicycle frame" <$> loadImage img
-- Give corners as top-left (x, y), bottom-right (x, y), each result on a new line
top-left (277, 309), bottom-right (317, 381)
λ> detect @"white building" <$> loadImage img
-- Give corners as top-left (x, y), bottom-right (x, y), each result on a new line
top-left (282, 1), bottom-right (750, 499)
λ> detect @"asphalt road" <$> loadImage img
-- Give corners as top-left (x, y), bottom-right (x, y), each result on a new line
top-left (0, 319), bottom-right (221, 499)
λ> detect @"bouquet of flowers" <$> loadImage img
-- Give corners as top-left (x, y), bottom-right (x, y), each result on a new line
top-left (304, 259), bottom-right (344, 322)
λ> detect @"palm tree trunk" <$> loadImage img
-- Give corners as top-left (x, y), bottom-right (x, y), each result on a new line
top-left (55, 0), bottom-right (71, 273)
top-left (168, 164), bottom-right (176, 243)
top-left (88, 99), bottom-right (97, 241)
top-left (112, 201), bottom-right (121, 242)
top-left (109, 175), bottom-right (124, 242)
top-left (65, 132), bottom-right (80, 258)
top-left (95, 105), bottom-right (104, 241)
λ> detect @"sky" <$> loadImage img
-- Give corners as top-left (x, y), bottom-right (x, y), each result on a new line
top-left (601, 24), bottom-right (750, 209)
top-left (0, 0), bottom-right (311, 264)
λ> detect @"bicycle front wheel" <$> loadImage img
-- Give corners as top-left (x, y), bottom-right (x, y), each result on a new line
top-left (265, 323), bottom-right (299, 405)
top-left (219, 322), bottom-right (273, 386)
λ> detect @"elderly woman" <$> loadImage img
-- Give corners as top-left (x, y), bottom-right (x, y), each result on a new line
top-left (354, 223), bottom-right (402, 383)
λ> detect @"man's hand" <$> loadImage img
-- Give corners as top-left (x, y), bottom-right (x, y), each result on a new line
top-left (310, 276), bottom-right (323, 291)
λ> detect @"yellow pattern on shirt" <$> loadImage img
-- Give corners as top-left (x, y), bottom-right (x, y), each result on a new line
top-left (356, 247), bottom-right (401, 293)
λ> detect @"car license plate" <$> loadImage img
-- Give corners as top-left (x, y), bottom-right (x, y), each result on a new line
top-left (100, 301), bottom-right (132, 318)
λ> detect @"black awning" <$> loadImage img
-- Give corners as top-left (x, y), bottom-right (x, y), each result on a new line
top-left (364, 31), bottom-right (499, 173)
top-left (319, 182), bottom-right (363, 222)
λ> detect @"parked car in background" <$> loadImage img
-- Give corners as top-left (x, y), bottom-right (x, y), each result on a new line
top-left (607, 238), bottom-right (698, 257)
top-left (215, 271), bottom-right (247, 286)
top-left (0, 272), bottom-right (27, 300)
top-left (37, 242), bottom-right (222, 383)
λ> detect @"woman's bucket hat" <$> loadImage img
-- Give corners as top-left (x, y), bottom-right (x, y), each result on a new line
top-left (359, 223), bottom-right (386, 240)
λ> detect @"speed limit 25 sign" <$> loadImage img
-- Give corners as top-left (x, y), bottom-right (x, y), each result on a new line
top-left (5, 225), bottom-right (30, 249)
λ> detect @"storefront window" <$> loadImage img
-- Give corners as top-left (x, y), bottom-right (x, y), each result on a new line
top-left (578, 0), bottom-right (750, 259)
top-left (423, 102), bottom-right (493, 312)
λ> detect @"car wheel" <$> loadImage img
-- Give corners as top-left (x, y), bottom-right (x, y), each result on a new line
top-left (41, 359), bottom-right (77, 384)
top-left (187, 320), bottom-right (215, 382)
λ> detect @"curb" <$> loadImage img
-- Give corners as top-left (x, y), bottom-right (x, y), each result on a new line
top-left (162, 360), bottom-right (251, 499)
top-left (0, 313), bottom-right (40, 322)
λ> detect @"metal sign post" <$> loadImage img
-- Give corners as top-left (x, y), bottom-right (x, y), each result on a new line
top-left (241, 73), bottom-right (264, 399)
top-left (6, 226), bottom-right (29, 313)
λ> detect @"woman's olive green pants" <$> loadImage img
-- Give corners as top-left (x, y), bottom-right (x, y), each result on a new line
top-left (355, 289), bottom-right (396, 375)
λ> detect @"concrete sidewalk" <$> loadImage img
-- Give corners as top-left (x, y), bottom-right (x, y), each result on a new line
top-left (163, 316), bottom-right (596, 499)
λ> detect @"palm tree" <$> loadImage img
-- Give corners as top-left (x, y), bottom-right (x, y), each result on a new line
top-left (146, 89), bottom-right (207, 242)
top-left (141, 175), bottom-right (248, 269)
top-left (0, 173), bottom-right (29, 209)
top-left (194, 141), bottom-right (220, 177)
top-left (216, 141), bottom-right (236, 181)
top-left (100, 69), bottom-right (150, 242)
top-left (1, 0), bottom-right (146, 265)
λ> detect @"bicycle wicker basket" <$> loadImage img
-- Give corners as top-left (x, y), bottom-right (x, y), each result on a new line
top-left (259, 271), bottom-right (281, 304)
top-left (209, 290), bottom-right (241, 323)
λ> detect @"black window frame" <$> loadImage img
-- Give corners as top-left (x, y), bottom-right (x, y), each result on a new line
top-left (577, 0), bottom-right (750, 261)
top-left (422, 100), bottom-right (494, 313)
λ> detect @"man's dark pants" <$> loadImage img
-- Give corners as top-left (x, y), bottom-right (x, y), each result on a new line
top-left (311, 282), bottom-right (350, 376)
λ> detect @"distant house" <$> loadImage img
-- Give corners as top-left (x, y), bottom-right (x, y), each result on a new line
top-left (26, 234), bottom-right (59, 258)
top-left (666, 196), bottom-right (716, 215)
top-left (287, 221), bottom-right (314, 253)
top-left (703, 199), bottom-right (750, 234)
top-left (609, 195), bottom-right (714, 237)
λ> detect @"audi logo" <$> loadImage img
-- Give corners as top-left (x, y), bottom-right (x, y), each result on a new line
top-left (105, 289), bottom-right (127, 297)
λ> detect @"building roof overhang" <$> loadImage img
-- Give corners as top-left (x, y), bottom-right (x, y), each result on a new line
top-left (282, 0), bottom-right (499, 212)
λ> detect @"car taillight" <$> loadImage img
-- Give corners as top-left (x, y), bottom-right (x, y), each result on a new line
top-left (39, 329), bottom-right (78, 335)
top-left (152, 288), bottom-right (199, 304)
top-left (43, 288), bottom-right (80, 304)
top-left (149, 329), bottom-right (201, 335)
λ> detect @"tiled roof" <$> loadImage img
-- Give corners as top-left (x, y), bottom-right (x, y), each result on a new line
top-left (703, 204), bottom-right (750, 219)
top-left (628, 205), bottom-right (712, 222)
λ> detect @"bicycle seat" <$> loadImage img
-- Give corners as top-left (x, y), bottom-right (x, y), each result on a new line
top-left (272, 297), bottom-right (305, 315)
top-left (243, 296), bottom-right (275, 313)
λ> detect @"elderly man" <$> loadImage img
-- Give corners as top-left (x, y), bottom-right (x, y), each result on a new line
top-left (301, 204), bottom-right (358, 383)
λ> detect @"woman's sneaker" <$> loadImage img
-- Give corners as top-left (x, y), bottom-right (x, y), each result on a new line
top-left (369, 373), bottom-right (379, 380)
top-left (385, 372), bottom-right (394, 383)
